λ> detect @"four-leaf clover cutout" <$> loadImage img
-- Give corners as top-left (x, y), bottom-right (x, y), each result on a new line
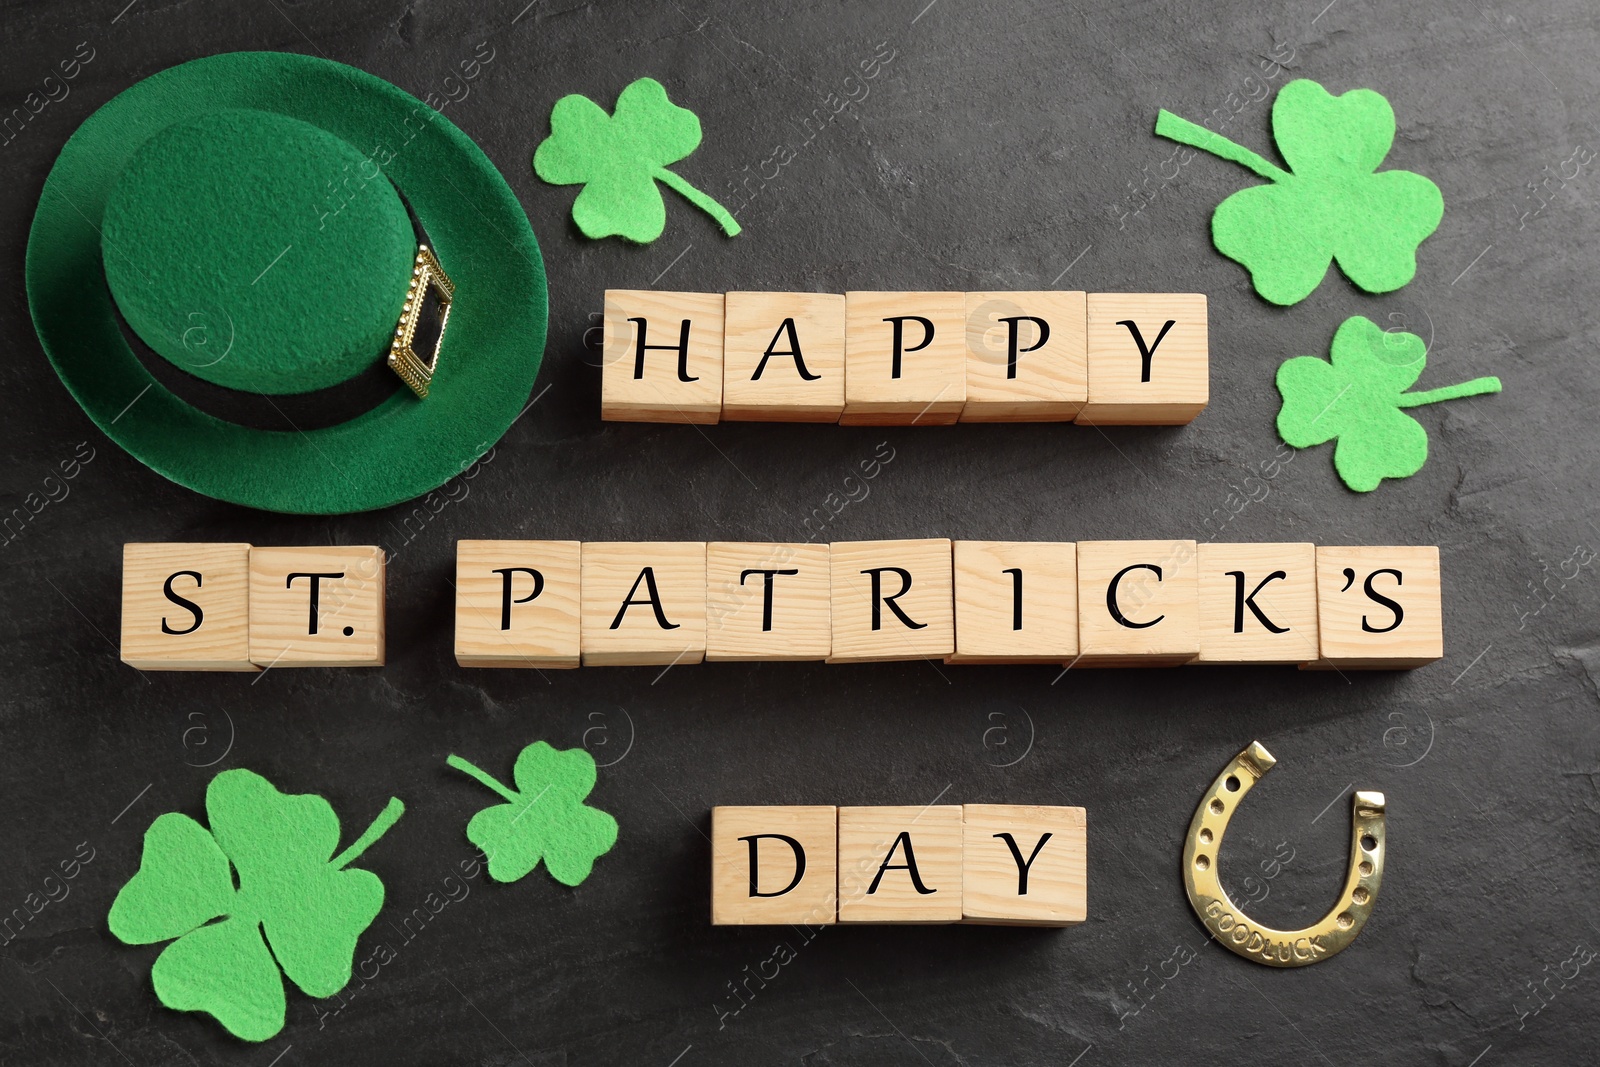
top-left (1276, 316), bottom-right (1501, 491)
top-left (534, 77), bottom-right (741, 243)
top-left (108, 769), bottom-right (405, 1041)
top-left (1157, 79), bottom-right (1443, 305)
top-left (448, 741), bottom-right (618, 886)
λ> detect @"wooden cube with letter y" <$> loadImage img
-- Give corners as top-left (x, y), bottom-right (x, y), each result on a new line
top-left (828, 539), bottom-right (954, 662)
top-left (601, 290), bottom-right (724, 423)
top-left (711, 806), bottom-right (838, 926)
top-left (1310, 545), bottom-right (1442, 669)
top-left (722, 292), bottom-right (845, 422)
top-left (121, 542), bottom-right (255, 671)
top-left (248, 546), bottom-right (385, 667)
top-left (454, 540), bottom-right (582, 668)
top-left (580, 542), bottom-right (707, 666)
top-left (1074, 540), bottom-right (1199, 666)
top-left (1197, 543), bottom-right (1319, 665)
top-left (1076, 293), bottom-right (1208, 425)
top-left (838, 805), bottom-right (963, 923)
top-left (841, 292), bottom-right (967, 425)
top-left (962, 804), bottom-right (1087, 926)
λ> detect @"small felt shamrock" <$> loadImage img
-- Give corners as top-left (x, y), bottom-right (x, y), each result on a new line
top-left (108, 769), bottom-right (404, 1042)
top-left (1155, 79), bottom-right (1443, 305)
top-left (533, 77), bottom-right (741, 243)
top-left (1277, 316), bottom-right (1501, 491)
top-left (447, 741), bottom-right (618, 886)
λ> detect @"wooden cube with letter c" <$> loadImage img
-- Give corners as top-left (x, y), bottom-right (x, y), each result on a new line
top-left (1310, 545), bottom-right (1442, 669)
top-left (248, 546), bottom-right (385, 667)
top-left (961, 804), bottom-right (1087, 926)
top-left (454, 540), bottom-right (582, 668)
top-left (838, 805), bottom-right (964, 923)
top-left (1074, 540), bottom-right (1199, 666)
top-left (121, 542), bottom-right (255, 671)
top-left (711, 806), bottom-right (838, 926)
top-left (601, 290), bottom-right (724, 423)
top-left (1076, 293), bottom-right (1208, 425)
top-left (580, 542), bottom-right (707, 666)
top-left (828, 539), bottom-right (954, 662)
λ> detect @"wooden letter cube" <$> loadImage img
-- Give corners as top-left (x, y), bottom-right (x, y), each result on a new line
top-left (601, 290), bottom-right (724, 423)
top-left (711, 806), bottom-right (838, 926)
top-left (248, 547), bottom-right (385, 667)
top-left (1197, 543), bottom-right (1319, 665)
top-left (580, 542), bottom-right (707, 666)
top-left (950, 541), bottom-right (1078, 663)
top-left (722, 292), bottom-right (845, 422)
top-left (1077, 293), bottom-right (1208, 425)
top-left (841, 292), bottom-right (966, 425)
top-left (961, 804), bottom-right (1087, 926)
top-left (961, 291), bottom-right (1087, 422)
top-left (121, 543), bottom-right (255, 671)
top-left (1075, 540), bottom-right (1199, 666)
top-left (1312, 546), bottom-right (1443, 669)
top-left (828, 539), bottom-right (954, 662)
top-left (838, 805), bottom-right (963, 923)
top-left (454, 540), bottom-right (581, 668)
top-left (706, 542), bottom-right (831, 661)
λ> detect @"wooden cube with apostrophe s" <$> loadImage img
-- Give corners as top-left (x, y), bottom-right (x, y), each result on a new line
top-left (1074, 540), bottom-right (1199, 666)
top-left (602, 290), bottom-right (724, 423)
top-left (454, 540), bottom-right (581, 668)
top-left (1310, 546), bottom-right (1442, 669)
top-left (1197, 543), bottom-right (1319, 665)
top-left (722, 292), bottom-right (845, 422)
top-left (121, 543), bottom-right (256, 671)
top-left (706, 542), bottom-right (831, 661)
top-left (950, 541), bottom-right (1078, 663)
top-left (1077, 293), bottom-right (1208, 425)
top-left (828, 539), bottom-right (954, 662)
top-left (961, 291), bottom-right (1088, 422)
top-left (961, 804), bottom-right (1087, 926)
top-left (580, 542), bottom-right (707, 666)
top-left (711, 806), bottom-right (838, 925)
top-left (248, 547), bottom-right (385, 667)
top-left (841, 292), bottom-right (966, 425)
top-left (838, 806), bottom-right (963, 923)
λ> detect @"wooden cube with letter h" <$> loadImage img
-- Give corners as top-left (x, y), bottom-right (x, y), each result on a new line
top-left (829, 539), bottom-right (954, 662)
top-left (1311, 546), bottom-right (1442, 668)
top-left (581, 542), bottom-right (707, 666)
top-left (121, 543), bottom-right (255, 671)
top-left (842, 292), bottom-right (966, 425)
top-left (1197, 543), bottom-right (1319, 665)
top-left (962, 804), bottom-right (1086, 926)
top-left (961, 292), bottom-right (1087, 421)
top-left (722, 292), bottom-right (845, 422)
top-left (1077, 293), bottom-right (1208, 425)
top-left (248, 547), bottom-right (385, 667)
top-left (454, 540), bottom-right (582, 668)
top-left (711, 806), bottom-right (838, 925)
top-left (602, 290), bottom-right (724, 423)
top-left (1075, 540), bottom-right (1199, 666)
top-left (837, 806), bottom-right (963, 923)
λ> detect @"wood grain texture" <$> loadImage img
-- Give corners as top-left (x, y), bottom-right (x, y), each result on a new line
top-left (1075, 540), bottom-right (1199, 666)
top-left (961, 291), bottom-right (1087, 421)
top-left (121, 542), bottom-right (255, 671)
top-left (1077, 293), bottom-right (1208, 425)
top-left (961, 804), bottom-right (1086, 926)
top-left (1311, 545), bottom-right (1443, 669)
top-left (248, 546), bottom-right (385, 667)
top-left (837, 805), bottom-right (963, 923)
top-left (580, 542), bottom-right (707, 666)
top-left (722, 292), bottom-right (845, 421)
top-left (1197, 542), bottom-right (1319, 664)
top-left (454, 540), bottom-right (581, 668)
top-left (950, 540), bottom-right (1078, 663)
top-left (706, 541), bottom-right (831, 661)
top-left (841, 292), bottom-right (966, 424)
top-left (711, 805), bottom-right (838, 926)
top-left (828, 539), bottom-right (954, 662)
top-left (602, 290), bottom-right (725, 423)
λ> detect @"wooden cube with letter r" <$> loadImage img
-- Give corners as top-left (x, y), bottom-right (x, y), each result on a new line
top-left (828, 539), bottom-right (954, 662)
top-left (121, 542), bottom-right (255, 671)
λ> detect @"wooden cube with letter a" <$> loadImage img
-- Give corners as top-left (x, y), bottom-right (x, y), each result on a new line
top-left (950, 541), bottom-right (1078, 663)
top-left (1310, 546), bottom-right (1442, 669)
top-left (838, 806), bottom-right (963, 923)
top-left (454, 540), bottom-right (581, 668)
top-left (711, 806), bottom-right (838, 926)
top-left (601, 290), bottom-right (724, 423)
top-left (1075, 540), bottom-right (1199, 666)
top-left (1197, 543), bottom-right (1318, 665)
top-left (841, 292), bottom-right (966, 425)
top-left (706, 542), bottom-right (831, 661)
top-left (962, 804), bottom-right (1087, 926)
top-left (1077, 293), bottom-right (1208, 425)
top-left (722, 292), bottom-right (845, 422)
top-left (121, 543), bottom-right (255, 671)
top-left (828, 539), bottom-right (954, 662)
top-left (248, 547), bottom-right (385, 667)
top-left (961, 291), bottom-right (1088, 421)
top-left (580, 542), bottom-right (707, 666)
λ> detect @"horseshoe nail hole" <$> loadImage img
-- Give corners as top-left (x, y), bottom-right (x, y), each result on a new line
top-left (1336, 912), bottom-right (1354, 929)
top-left (1352, 887), bottom-right (1370, 905)
top-left (1360, 834), bottom-right (1378, 852)
top-left (1199, 828), bottom-right (1213, 844)
top-left (1209, 798), bottom-right (1225, 815)
top-left (1195, 855), bottom-right (1210, 871)
top-left (1359, 860), bottom-right (1373, 876)
top-left (1224, 775), bottom-right (1240, 792)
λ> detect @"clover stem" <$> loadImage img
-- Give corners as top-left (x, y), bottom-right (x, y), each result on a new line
top-left (653, 167), bottom-right (743, 237)
top-left (1395, 376), bottom-right (1503, 408)
top-left (1154, 110), bottom-right (1293, 184)
top-left (447, 754), bottom-right (519, 804)
top-left (331, 797), bottom-right (405, 870)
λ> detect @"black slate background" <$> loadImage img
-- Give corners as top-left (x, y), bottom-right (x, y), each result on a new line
top-left (4, 1), bottom-right (1599, 1064)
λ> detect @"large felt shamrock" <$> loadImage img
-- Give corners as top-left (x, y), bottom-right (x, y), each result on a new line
top-left (448, 741), bottom-right (617, 886)
top-left (1155, 80), bottom-right (1443, 305)
top-left (108, 769), bottom-right (404, 1041)
top-left (533, 77), bottom-right (741, 243)
top-left (1277, 316), bottom-right (1501, 491)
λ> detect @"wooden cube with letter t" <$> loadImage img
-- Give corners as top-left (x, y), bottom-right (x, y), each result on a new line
top-left (454, 540), bottom-right (582, 668)
top-left (722, 292), bottom-right (845, 421)
top-left (1075, 540), bottom-right (1199, 666)
top-left (121, 542), bottom-right (255, 671)
top-left (711, 806), bottom-right (838, 926)
top-left (841, 292), bottom-right (966, 425)
top-left (706, 542), bottom-right (831, 661)
top-left (1311, 546), bottom-right (1442, 669)
top-left (1076, 293), bottom-right (1208, 425)
top-left (837, 806), bottom-right (963, 923)
top-left (580, 542), bottom-right (707, 666)
top-left (950, 541), bottom-right (1079, 663)
top-left (248, 547), bottom-right (385, 667)
top-left (1197, 543), bottom-right (1319, 665)
top-left (961, 291), bottom-right (1088, 421)
top-left (828, 539), bottom-right (954, 662)
top-left (601, 290), bottom-right (724, 423)
top-left (961, 804), bottom-right (1087, 926)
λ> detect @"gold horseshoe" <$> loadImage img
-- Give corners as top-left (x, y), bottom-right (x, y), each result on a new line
top-left (1183, 741), bottom-right (1386, 968)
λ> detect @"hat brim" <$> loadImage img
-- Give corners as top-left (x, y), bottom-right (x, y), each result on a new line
top-left (26, 51), bottom-right (548, 515)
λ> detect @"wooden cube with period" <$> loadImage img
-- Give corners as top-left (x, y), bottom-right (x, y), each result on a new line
top-left (837, 805), bottom-right (964, 923)
top-left (1197, 543), bottom-right (1319, 665)
top-left (961, 291), bottom-right (1088, 421)
top-left (961, 804), bottom-right (1087, 926)
top-left (1311, 546), bottom-right (1443, 669)
top-left (949, 541), bottom-right (1079, 663)
top-left (828, 539), bottom-right (954, 662)
top-left (841, 292), bottom-right (967, 425)
top-left (711, 806), bottom-right (838, 926)
top-left (248, 546), bottom-right (386, 667)
top-left (580, 542), bottom-right (707, 666)
top-left (601, 290), bottom-right (725, 423)
top-left (722, 292), bottom-right (846, 422)
top-left (706, 542), bottom-right (831, 661)
top-left (1075, 540), bottom-right (1199, 666)
top-left (1077, 293), bottom-right (1208, 425)
top-left (121, 542), bottom-right (255, 671)
top-left (454, 540), bottom-right (582, 668)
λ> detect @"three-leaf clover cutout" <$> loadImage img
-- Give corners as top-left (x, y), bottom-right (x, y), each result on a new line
top-left (108, 769), bottom-right (405, 1041)
top-left (1277, 316), bottom-right (1501, 491)
top-left (448, 741), bottom-right (618, 886)
top-left (1156, 79), bottom-right (1443, 305)
top-left (534, 77), bottom-right (741, 243)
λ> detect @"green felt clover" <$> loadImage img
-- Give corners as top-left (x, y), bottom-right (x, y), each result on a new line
top-left (108, 769), bottom-right (404, 1042)
top-left (448, 742), bottom-right (618, 886)
top-left (533, 77), bottom-right (741, 243)
top-left (1276, 316), bottom-right (1501, 491)
top-left (1156, 80), bottom-right (1443, 305)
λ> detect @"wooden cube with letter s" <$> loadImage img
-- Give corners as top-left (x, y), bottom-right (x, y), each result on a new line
top-left (1310, 546), bottom-right (1442, 668)
top-left (121, 542), bottom-right (255, 671)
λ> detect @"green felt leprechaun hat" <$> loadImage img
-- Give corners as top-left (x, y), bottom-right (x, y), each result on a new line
top-left (26, 52), bottom-right (547, 514)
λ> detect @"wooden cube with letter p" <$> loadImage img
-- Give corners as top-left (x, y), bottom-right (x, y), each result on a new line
top-left (1075, 540), bottom-right (1199, 666)
top-left (961, 291), bottom-right (1088, 421)
top-left (1077, 293), bottom-right (1208, 425)
top-left (1311, 546), bottom-right (1442, 668)
top-left (602, 290), bottom-right (724, 423)
top-left (1197, 543), bottom-right (1319, 665)
top-left (828, 539), bottom-right (954, 662)
top-left (580, 542), bottom-right (707, 666)
top-left (722, 292), bottom-right (845, 422)
top-left (121, 542), bottom-right (255, 671)
top-left (711, 806), bottom-right (838, 926)
top-left (838, 805), bottom-right (963, 923)
top-left (248, 547), bottom-right (385, 667)
top-left (962, 804), bottom-right (1086, 926)
top-left (841, 292), bottom-right (966, 425)
top-left (454, 540), bottom-right (582, 668)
